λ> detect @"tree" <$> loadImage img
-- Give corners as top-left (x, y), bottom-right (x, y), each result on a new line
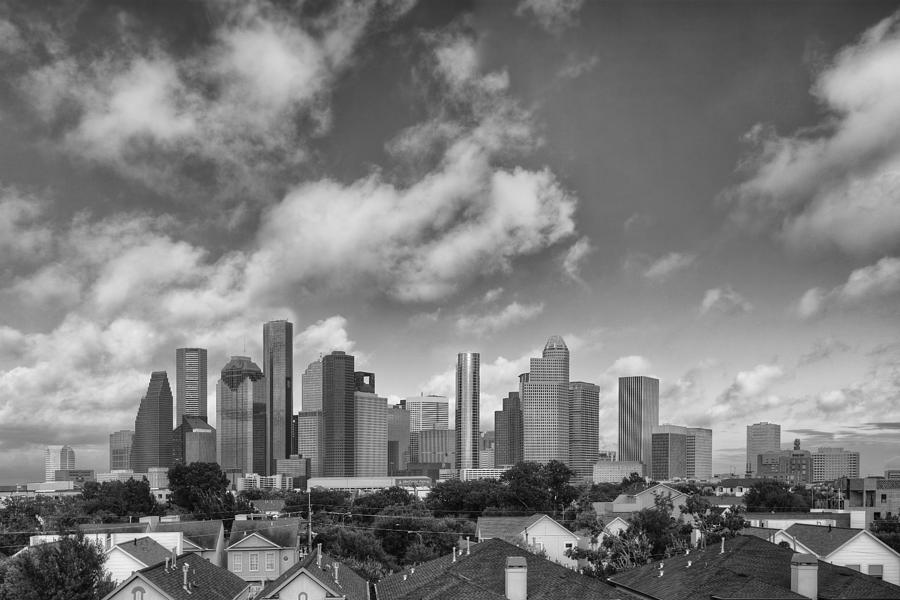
top-left (680, 496), bottom-right (746, 547)
top-left (81, 478), bottom-right (162, 519)
top-left (0, 533), bottom-right (115, 600)
top-left (501, 461), bottom-right (579, 514)
top-left (0, 497), bottom-right (42, 554)
top-left (168, 462), bottom-right (231, 517)
top-left (744, 481), bottom-right (810, 513)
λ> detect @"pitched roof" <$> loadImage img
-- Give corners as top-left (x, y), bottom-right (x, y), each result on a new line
top-left (377, 538), bottom-right (620, 600)
top-left (476, 514), bottom-right (547, 540)
top-left (608, 535), bottom-right (900, 600)
top-left (740, 527), bottom-right (779, 541)
top-left (126, 552), bottom-right (248, 600)
top-left (227, 517), bottom-right (301, 549)
top-left (154, 519), bottom-right (223, 550)
top-left (113, 536), bottom-right (172, 567)
top-left (256, 548), bottom-right (370, 600)
top-left (781, 524), bottom-right (864, 556)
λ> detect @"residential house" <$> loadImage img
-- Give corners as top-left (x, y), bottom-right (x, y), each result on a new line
top-left (226, 517), bottom-right (301, 595)
top-left (715, 478), bottom-right (767, 497)
top-left (841, 477), bottom-right (900, 528)
top-left (102, 552), bottom-right (250, 600)
top-left (595, 484), bottom-right (690, 521)
top-left (255, 545), bottom-right (370, 600)
top-left (250, 499), bottom-right (285, 517)
top-left (772, 524), bottom-right (900, 585)
top-left (153, 520), bottom-right (225, 568)
top-left (104, 537), bottom-right (173, 584)
top-left (376, 537), bottom-right (621, 599)
top-left (607, 535), bottom-right (900, 599)
top-left (743, 511), bottom-right (852, 530)
top-left (475, 514), bottom-right (581, 569)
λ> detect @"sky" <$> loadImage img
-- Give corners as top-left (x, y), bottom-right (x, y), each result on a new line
top-left (1, 0), bottom-right (899, 483)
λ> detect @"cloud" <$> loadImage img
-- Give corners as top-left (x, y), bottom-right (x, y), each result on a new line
top-left (798, 337), bottom-right (851, 365)
top-left (295, 316), bottom-right (357, 359)
top-left (643, 252), bottom-right (697, 281)
top-left (609, 355), bottom-right (652, 376)
top-left (562, 236), bottom-right (594, 284)
top-left (558, 54), bottom-right (598, 79)
top-left (795, 256), bottom-right (900, 318)
top-left (722, 11), bottom-right (900, 258)
top-left (455, 301), bottom-right (545, 335)
top-left (515, 0), bottom-right (585, 34)
top-left (0, 188), bottom-right (53, 264)
top-left (482, 287), bottom-right (504, 303)
top-left (699, 363), bottom-right (786, 426)
top-left (700, 285), bottom-right (753, 316)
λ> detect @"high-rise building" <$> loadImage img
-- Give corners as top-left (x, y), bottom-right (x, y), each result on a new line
top-left (172, 416), bottom-right (217, 465)
top-left (419, 429), bottom-right (456, 465)
top-left (618, 375), bottom-right (659, 472)
top-left (811, 447), bottom-right (860, 482)
top-left (263, 320), bottom-right (293, 475)
top-left (132, 371), bottom-right (174, 473)
top-left (494, 392), bottom-right (524, 467)
top-left (746, 422), bottom-right (781, 477)
top-left (323, 351), bottom-right (355, 477)
top-left (354, 386), bottom-right (387, 477)
top-left (109, 430), bottom-right (133, 471)
top-left (388, 405), bottom-right (411, 475)
top-left (686, 427), bottom-right (713, 480)
top-left (297, 410), bottom-right (325, 478)
top-left (455, 352), bottom-right (480, 470)
top-left (301, 358), bottom-right (323, 411)
top-left (401, 395), bottom-right (449, 463)
top-left (570, 381), bottom-right (600, 481)
top-left (758, 440), bottom-right (811, 485)
top-left (44, 445), bottom-right (75, 482)
top-left (216, 356), bottom-right (268, 477)
top-left (523, 336), bottom-right (570, 465)
top-left (651, 424), bottom-right (688, 481)
top-left (175, 347), bottom-right (207, 422)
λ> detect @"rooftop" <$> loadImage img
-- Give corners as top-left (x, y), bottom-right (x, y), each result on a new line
top-left (126, 552), bottom-right (248, 600)
top-left (227, 517), bottom-right (301, 549)
top-left (153, 519), bottom-right (223, 550)
top-left (257, 547), bottom-right (370, 600)
top-left (782, 524), bottom-right (863, 556)
top-left (476, 514), bottom-right (545, 540)
top-left (112, 536), bottom-right (172, 567)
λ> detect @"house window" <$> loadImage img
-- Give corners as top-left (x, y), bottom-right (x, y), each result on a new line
top-left (132, 588), bottom-right (145, 600)
top-left (846, 564), bottom-right (860, 572)
top-left (882, 494), bottom-right (887, 503)
top-left (233, 553), bottom-right (242, 571)
top-left (249, 552), bottom-right (259, 572)
top-left (265, 552), bottom-right (276, 571)
top-left (298, 594), bottom-right (308, 600)
top-left (869, 565), bottom-right (884, 579)
top-left (564, 543), bottom-right (574, 551)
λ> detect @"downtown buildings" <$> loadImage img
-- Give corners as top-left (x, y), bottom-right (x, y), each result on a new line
top-left (747, 421), bottom-right (781, 477)
top-left (175, 347), bottom-right (207, 422)
top-left (43, 445), bottom-right (75, 482)
top-left (618, 375), bottom-right (659, 473)
top-left (264, 320), bottom-right (293, 475)
top-left (131, 371), bottom-right (174, 473)
top-left (455, 352), bottom-right (480, 470)
top-left (522, 336), bottom-right (570, 465)
top-left (216, 356), bottom-right (268, 477)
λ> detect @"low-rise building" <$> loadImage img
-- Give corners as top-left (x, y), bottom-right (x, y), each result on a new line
top-left (715, 478), bottom-right (767, 497)
top-left (476, 514), bottom-right (580, 569)
top-left (840, 477), bottom-right (900, 527)
top-left (226, 517), bottom-right (302, 595)
top-left (459, 467), bottom-right (509, 481)
top-left (255, 545), bottom-right (370, 600)
top-left (306, 476), bottom-right (432, 494)
top-left (595, 483), bottom-right (690, 522)
top-left (104, 537), bottom-right (173, 584)
top-left (101, 551), bottom-right (250, 600)
top-left (593, 460), bottom-right (644, 484)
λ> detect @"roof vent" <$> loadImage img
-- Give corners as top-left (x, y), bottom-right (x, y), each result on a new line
top-left (505, 556), bottom-right (527, 600)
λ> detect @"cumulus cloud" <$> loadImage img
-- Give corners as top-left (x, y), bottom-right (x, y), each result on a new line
top-left (643, 252), bottom-right (696, 281)
top-left (700, 285), bottom-right (753, 316)
top-left (562, 236), bottom-right (594, 284)
top-left (705, 363), bottom-right (786, 425)
top-left (795, 256), bottom-right (900, 318)
top-left (0, 188), bottom-right (53, 263)
top-left (609, 355), bottom-right (653, 376)
top-left (798, 336), bottom-right (851, 365)
top-left (722, 11), bottom-right (900, 258)
top-left (558, 54), bottom-right (598, 79)
top-left (515, 0), bottom-right (585, 34)
top-left (455, 301), bottom-right (545, 335)
top-left (295, 316), bottom-right (357, 358)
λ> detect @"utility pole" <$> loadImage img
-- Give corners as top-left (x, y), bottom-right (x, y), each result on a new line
top-left (307, 490), bottom-right (313, 552)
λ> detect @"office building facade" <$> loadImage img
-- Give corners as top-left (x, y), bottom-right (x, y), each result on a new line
top-left (175, 347), bottom-right (207, 422)
top-left (401, 395), bottom-right (449, 463)
top-left (323, 351), bottom-right (355, 477)
top-left (132, 371), bottom-right (174, 473)
top-left (455, 352), bottom-right (480, 470)
top-left (686, 427), bottom-right (713, 480)
top-left (570, 381), bottom-right (600, 481)
top-left (523, 336), bottom-right (570, 465)
top-left (419, 429), bottom-right (456, 465)
top-left (651, 425), bottom-right (688, 481)
top-left (44, 445), bottom-right (75, 482)
top-left (746, 422), bottom-right (781, 477)
top-left (812, 447), bottom-right (860, 482)
top-left (388, 405), bottom-right (411, 475)
top-left (263, 320), bottom-right (293, 475)
top-left (494, 392), bottom-right (524, 467)
top-left (216, 356), bottom-right (268, 476)
top-left (172, 416), bottom-right (217, 465)
top-left (301, 358), bottom-right (323, 411)
top-left (618, 375), bottom-right (659, 472)
top-left (109, 430), bottom-right (134, 471)
top-left (354, 390), bottom-right (388, 477)
top-left (297, 410), bottom-right (325, 478)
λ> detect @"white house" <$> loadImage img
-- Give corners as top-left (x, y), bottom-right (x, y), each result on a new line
top-left (476, 514), bottom-right (580, 569)
top-left (104, 537), bottom-right (173, 584)
top-left (255, 545), bottom-right (370, 600)
top-left (101, 552), bottom-right (250, 600)
top-left (226, 517), bottom-right (302, 596)
top-left (595, 483), bottom-right (690, 521)
top-left (773, 524), bottom-right (900, 585)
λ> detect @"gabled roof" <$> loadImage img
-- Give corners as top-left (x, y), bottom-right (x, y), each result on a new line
top-left (256, 548), bottom-right (370, 600)
top-left (636, 483), bottom-right (687, 500)
top-left (111, 536), bottom-right (172, 567)
top-left (104, 552), bottom-right (248, 600)
top-left (608, 535), bottom-right (900, 600)
top-left (782, 524), bottom-right (876, 557)
top-left (377, 538), bottom-right (619, 600)
top-left (227, 517), bottom-right (300, 549)
top-left (154, 519), bottom-right (223, 550)
top-left (476, 514), bottom-right (576, 542)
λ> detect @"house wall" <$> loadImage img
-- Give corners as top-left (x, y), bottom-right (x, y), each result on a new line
top-left (523, 519), bottom-right (580, 569)
top-left (228, 546), bottom-right (296, 582)
top-left (829, 534), bottom-right (900, 586)
top-left (106, 579), bottom-right (168, 600)
top-left (748, 517), bottom-right (838, 530)
top-left (104, 549), bottom-right (148, 584)
top-left (260, 571), bottom-right (335, 600)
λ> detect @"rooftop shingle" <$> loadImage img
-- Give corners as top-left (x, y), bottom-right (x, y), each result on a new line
top-left (227, 517), bottom-right (301, 549)
top-left (127, 552), bottom-right (248, 600)
top-left (781, 524), bottom-right (863, 556)
top-left (256, 548), bottom-right (370, 600)
top-left (113, 536), bottom-right (172, 567)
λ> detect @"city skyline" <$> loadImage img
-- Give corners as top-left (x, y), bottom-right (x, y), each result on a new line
top-left (2, 1), bottom-right (900, 482)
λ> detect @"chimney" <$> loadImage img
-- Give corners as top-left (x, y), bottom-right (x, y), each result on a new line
top-left (333, 562), bottom-right (340, 585)
top-left (453, 547), bottom-right (457, 562)
top-left (790, 554), bottom-right (818, 600)
top-left (466, 536), bottom-right (471, 555)
top-left (182, 562), bottom-right (190, 591)
top-left (505, 556), bottom-right (527, 600)
top-left (720, 537), bottom-right (725, 554)
top-left (317, 543), bottom-right (323, 568)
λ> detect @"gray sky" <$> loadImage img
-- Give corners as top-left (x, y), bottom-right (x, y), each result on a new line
top-left (1, 0), bottom-right (899, 483)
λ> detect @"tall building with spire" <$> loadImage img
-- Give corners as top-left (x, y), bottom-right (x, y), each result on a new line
top-left (323, 351), bottom-right (355, 477)
top-left (132, 371), bottom-right (174, 473)
top-left (523, 336), bottom-right (570, 465)
top-left (455, 352), bottom-right (480, 470)
top-left (494, 392), bottom-right (523, 467)
top-left (217, 356), bottom-right (268, 476)
top-left (44, 445), bottom-right (75, 482)
top-left (175, 347), bottom-right (207, 422)
top-left (618, 375), bottom-right (659, 472)
top-left (263, 320), bottom-right (293, 475)
top-left (569, 381), bottom-right (600, 481)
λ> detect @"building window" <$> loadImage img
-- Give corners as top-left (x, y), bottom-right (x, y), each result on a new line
top-left (265, 552), bottom-right (276, 571)
top-left (233, 554), bottom-right (242, 571)
top-left (846, 564), bottom-right (860, 572)
top-left (249, 552), bottom-right (259, 572)
top-left (132, 588), bottom-right (145, 600)
top-left (298, 594), bottom-right (308, 600)
top-left (882, 494), bottom-right (887, 503)
top-left (870, 565), bottom-right (884, 579)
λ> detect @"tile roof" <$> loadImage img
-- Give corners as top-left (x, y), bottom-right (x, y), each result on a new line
top-left (113, 536), bottom-right (173, 567)
top-left (782, 524), bottom-right (863, 556)
top-left (256, 548), bottom-right (370, 600)
top-left (476, 514), bottom-right (545, 540)
top-left (127, 552), bottom-right (248, 600)
top-left (227, 517), bottom-right (301, 549)
top-left (154, 519), bottom-right (223, 550)
top-left (608, 535), bottom-right (900, 600)
top-left (376, 537), bottom-right (620, 600)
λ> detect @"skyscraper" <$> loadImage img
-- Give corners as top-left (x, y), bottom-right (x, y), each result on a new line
top-left (651, 424), bottom-right (687, 481)
top-left (132, 371), bottom-right (174, 473)
top-left (354, 375), bottom-right (387, 477)
top-left (401, 395), bottom-right (449, 463)
top-left (387, 405), bottom-right (411, 475)
top-left (264, 320), bottom-right (293, 475)
top-left (109, 430), bottom-right (133, 471)
top-left (172, 416), bottom-right (217, 465)
top-left (746, 422), bottom-right (781, 477)
top-left (323, 351), bottom-right (355, 477)
top-left (569, 381), bottom-right (600, 481)
top-left (494, 392), bottom-right (523, 467)
top-left (44, 445), bottom-right (75, 482)
top-left (686, 427), bottom-right (713, 480)
top-left (618, 375), bottom-right (659, 472)
top-left (455, 352), bottom-right (480, 470)
top-left (217, 356), bottom-right (268, 476)
top-left (301, 358), bottom-right (323, 411)
top-left (175, 347), bottom-right (207, 422)
top-left (523, 336), bottom-right (570, 465)
top-left (297, 410), bottom-right (325, 478)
